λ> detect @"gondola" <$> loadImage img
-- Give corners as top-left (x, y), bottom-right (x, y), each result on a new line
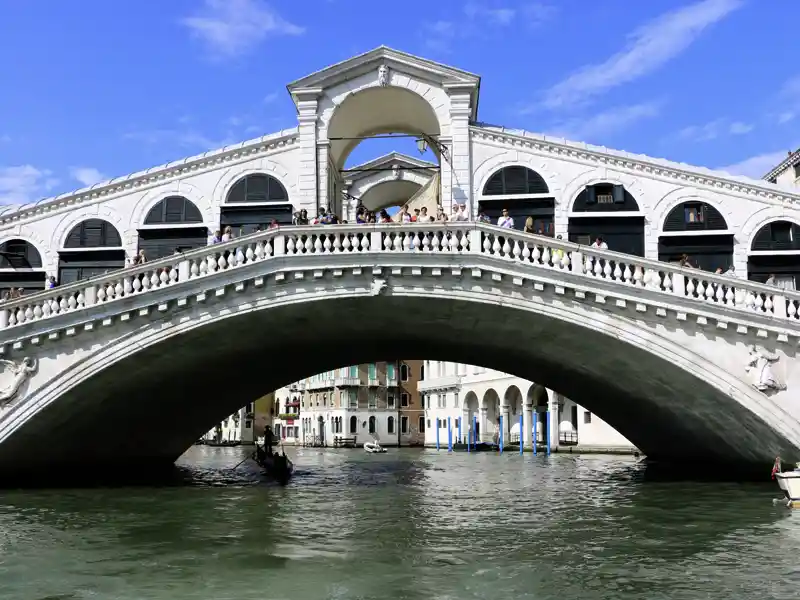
top-left (253, 442), bottom-right (294, 485)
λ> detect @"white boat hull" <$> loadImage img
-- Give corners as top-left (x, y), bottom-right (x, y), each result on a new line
top-left (364, 441), bottom-right (386, 453)
top-left (775, 471), bottom-right (800, 506)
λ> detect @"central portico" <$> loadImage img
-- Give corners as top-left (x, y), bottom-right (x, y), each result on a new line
top-left (286, 46), bottom-right (480, 218)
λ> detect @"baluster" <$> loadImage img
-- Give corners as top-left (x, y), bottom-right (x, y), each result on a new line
top-left (49, 298), bottom-right (59, 315)
top-left (745, 291), bottom-right (755, 310)
top-left (501, 237), bottom-right (511, 257)
top-left (360, 233), bottom-right (370, 251)
top-left (402, 233), bottom-right (412, 252)
top-left (123, 277), bottom-right (133, 295)
top-left (482, 234), bottom-right (492, 254)
top-left (422, 233), bottom-right (431, 253)
top-left (323, 235), bottom-right (333, 253)
top-left (621, 264), bottom-right (632, 284)
top-left (695, 280), bottom-right (706, 300)
top-left (715, 283), bottom-right (725, 303)
top-left (492, 237), bottom-right (501, 255)
top-left (206, 255), bottom-right (217, 274)
top-left (459, 232), bottom-right (469, 252)
top-left (333, 235), bottom-right (342, 253)
top-left (724, 287), bottom-right (734, 306)
top-left (97, 286), bottom-right (107, 302)
top-left (149, 271), bottom-right (160, 289)
top-left (560, 252), bottom-right (570, 270)
top-left (287, 237), bottom-right (297, 255)
top-left (342, 234), bottom-right (352, 252)
top-left (24, 306), bottom-right (34, 322)
top-left (235, 246), bottom-right (246, 265)
top-left (169, 268), bottom-right (178, 284)
top-left (33, 304), bottom-right (43, 320)
top-left (603, 260), bottom-right (613, 279)
top-left (59, 297), bottom-right (69, 312)
top-left (217, 253), bottom-right (228, 271)
top-left (431, 234), bottom-right (441, 253)
top-left (764, 294), bottom-right (774, 315)
top-left (392, 233), bottom-right (402, 251)
top-left (754, 294), bottom-right (764, 312)
top-left (633, 266), bottom-right (644, 286)
top-left (255, 241), bottom-right (266, 260)
top-left (42, 301), bottom-right (51, 318)
top-left (593, 258), bottom-right (603, 278)
top-left (449, 233), bottom-right (459, 252)
top-left (662, 272), bottom-right (672, 292)
top-left (789, 300), bottom-right (798, 319)
top-left (67, 295), bottom-right (77, 310)
top-left (383, 233), bottom-right (393, 251)
top-left (245, 244), bottom-right (255, 263)
top-left (612, 263), bottom-right (622, 280)
top-left (542, 246), bottom-right (552, 267)
top-left (313, 236), bottom-right (322, 254)
top-left (304, 236), bottom-right (314, 254)
top-left (532, 245), bottom-right (541, 265)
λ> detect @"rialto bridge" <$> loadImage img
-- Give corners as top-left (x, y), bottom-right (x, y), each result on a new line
top-left (2, 47), bottom-right (800, 478)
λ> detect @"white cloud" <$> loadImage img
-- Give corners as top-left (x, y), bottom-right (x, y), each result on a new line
top-left (181, 0), bottom-right (304, 59)
top-left (778, 111), bottom-right (796, 124)
top-left (263, 92), bottom-right (279, 104)
top-left (718, 150), bottom-right (790, 180)
top-left (533, 0), bottom-right (742, 112)
top-left (70, 167), bottom-right (106, 187)
top-left (0, 165), bottom-right (60, 205)
top-left (547, 102), bottom-right (661, 141)
top-left (123, 128), bottom-right (232, 150)
top-left (676, 118), bottom-right (753, 142)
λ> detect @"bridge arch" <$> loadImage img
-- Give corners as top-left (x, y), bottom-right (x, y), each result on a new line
top-left (0, 244), bottom-right (799, 477)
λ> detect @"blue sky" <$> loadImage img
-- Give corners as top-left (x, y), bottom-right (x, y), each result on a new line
top-left (0, 0), bottom-right (797, 205)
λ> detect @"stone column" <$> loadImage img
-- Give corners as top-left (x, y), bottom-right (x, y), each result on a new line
top-left (479, 406), bottom-right (488, 442)
top-left (523, 402), bottom-right (533, 448)
top-left (317, 139), bottom-right (331, 211)
top-left (548, 390), bottom-right (560, 450)
top-left (461, 409), bottom-right (470, 444)
top-left (445, 83), bottom-right (474, 216)
top-left (292, 88), bottom-right (321, 215)
top-left (500, 402), bottom-right (511, 443)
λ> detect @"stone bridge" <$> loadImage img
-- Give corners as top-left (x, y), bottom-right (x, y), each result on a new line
top-left (1, 222), bottom-right (800, 478)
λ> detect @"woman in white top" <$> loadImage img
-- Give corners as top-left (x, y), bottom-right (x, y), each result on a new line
top-left (221, 226), bottom-right (233, 242)
top-left (497, 209), bottom-right (514, 228)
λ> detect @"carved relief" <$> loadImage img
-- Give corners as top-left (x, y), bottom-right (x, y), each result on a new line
top-left (746, 346), bottom-right (786, 393)
top-left (0, 357), bottom-right (38, 407)
top-left (370, 278), bottom-right (388, 296)
top-left (378, 64), bottom-right (389, 87)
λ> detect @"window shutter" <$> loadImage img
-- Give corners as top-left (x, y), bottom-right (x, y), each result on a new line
top-left (585, 186), bottom-right (597, 204)
top-left (612, 184), bottom-right (625, 203)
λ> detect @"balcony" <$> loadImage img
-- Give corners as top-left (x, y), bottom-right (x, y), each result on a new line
top-left (335, 377), bottom-right (361, 387)
top-left (367, 378), bottom-right (381, 387)
top-left (285, 400), bottom-right (300, 408)
top-left (306, 378), bottom-right (335, 391)
top-left (417, 374), bottom-right (462, 392)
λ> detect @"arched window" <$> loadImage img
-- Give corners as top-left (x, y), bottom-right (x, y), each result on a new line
top-left (64, 219), bottom-right (122, 248)
top-left (226, 174), bottom-right (288, 203)
top-left (663, 201), bottom-right (728, 232)
top-left (483, 166), bottom-right (549, 195)
top-left (349, 415), bottom-right (358, 434)
top-left (387, 416), bottom-right (395, 434)
top-left (368, 416), bottom-right (376, 434)
top-left (0, 239), bottom-right (43, 269)
top-left (144, 196), bottom-right (203, 225)
top-left (572, 183), bottom-right (640, 212)
top-left (751, 220), bottom-right (800, 251)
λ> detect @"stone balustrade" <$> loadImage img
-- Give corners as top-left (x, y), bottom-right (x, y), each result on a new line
top-left (1, 222), bottom-right (799, 333)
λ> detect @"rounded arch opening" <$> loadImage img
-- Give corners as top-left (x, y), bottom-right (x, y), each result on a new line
top-left (5, 294), bottom-right (796, 478)
top-left (0, 238), bottom-right (46, 296)
top-left (327, 87), bottom-right (443, 219)
top-left (58, 219), bottom-right (125, 286)
top-left (139, 196), bottom-right (208, 262)
top-left (568, 183), bottom-right (645, 257)
top-left (479, 166), bottom-right (554, 235)
top-left (748, 219), bottom-right (800, 290)
top-left (221, 173), bottom-right (293, 234)
top-left (359, 180), bottom-right (423, 213)
top-left (658, 201), bottom-right (733, 272)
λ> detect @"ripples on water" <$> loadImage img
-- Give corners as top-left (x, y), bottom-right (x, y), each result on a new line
top-left (0, 446), bottom-right (798, 600)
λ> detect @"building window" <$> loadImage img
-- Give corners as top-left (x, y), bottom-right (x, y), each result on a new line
top-left (348, 390), bottom-right (358, 409)
top-left (322, 394), bottom-right (327, 407)
top-left (368, 363), bottom-right (376, 379)
top-left (368, 416), bottom-right (376, 434)
top-left (454, 392), bottom-right (459, 408)
top-left (420, 364), bottom-right (424, 380)
top-left (401, 393), bottom-right (409, 407)
top-left (424, 418), bottom-right (429, 431)
top-left (426, 395), bottom-right (430, 409)
top-left (794, 163), bottom-right (800, 179)
top-left (388, 416), bottom-right (395, 434)
top-left (368, 393), bottom-right (378, 410)
top-left (400, 363), bottom-right (409, 382)
top-left (349, 365), bottom-right (358, 378)
top-left (349, 415), bottom-right (357, 433)
top-left (387, 363), bottom-right (395, 381)
top-left (225, 173), bottom-right (288, 203)
top-left (584, 412), bottom-right (592, 424)
top-left (684, 204), bottom-right (705, 224)
top-left (401, 416), bottom-right (409, 433)
top-left (388, 394), bottom-right (396, 409)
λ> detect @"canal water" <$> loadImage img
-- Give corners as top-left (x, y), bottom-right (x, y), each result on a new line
top-left (0, 446), bottom-right (797, 600)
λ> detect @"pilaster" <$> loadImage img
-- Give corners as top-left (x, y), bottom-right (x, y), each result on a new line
top-left (293, 87), bottom-right (322, 215)
top-left (445, 82), bottom-right (474, 215)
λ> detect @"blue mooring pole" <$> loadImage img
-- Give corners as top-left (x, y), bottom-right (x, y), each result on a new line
top-left (447, 417), bottom-right (453, 452)
top-left (545, 410), bottom-right (551, 456)
top-left (473, 415), bottom-right (478, 447)
top-left (519, 414), bottom-right (523, 455)
top-left (533, 412), bottom-right (538, 456)
top-left (499, 415), bottom-right (504, 454)
top-left (458, 417), bottom-right (462, 446)
top-left (436, 418), bottom-right (440, 450)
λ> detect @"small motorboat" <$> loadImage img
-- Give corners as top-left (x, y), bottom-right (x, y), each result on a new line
top-left (772, 456), bottom-right (800, 507)
top-left (364, 439), bottom-right (387, 453)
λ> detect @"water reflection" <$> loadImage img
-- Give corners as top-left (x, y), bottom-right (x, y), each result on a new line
top-left (0, 447), bottom-right (796, 600)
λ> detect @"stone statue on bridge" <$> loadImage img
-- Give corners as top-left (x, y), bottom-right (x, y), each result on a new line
top-left (746, 346), bottom-right (787, 393)
top-left (0, 357), bottom-right (38, 407)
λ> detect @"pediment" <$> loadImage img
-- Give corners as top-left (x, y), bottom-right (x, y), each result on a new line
top-left (345, 151), bottom-right (437, 183)
top-left (287, 46), bottom-right (481, 115)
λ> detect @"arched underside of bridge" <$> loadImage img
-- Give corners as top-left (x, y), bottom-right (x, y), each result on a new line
top-left (0, 291), bottom-right (795, 481)
top-left (359, 180), bottom-right (423, 212)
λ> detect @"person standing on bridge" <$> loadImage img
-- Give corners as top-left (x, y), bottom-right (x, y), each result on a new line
top-left (591, 237), bottom-right (608, 250)
top-left (497, 208), bottom-right (514, 228)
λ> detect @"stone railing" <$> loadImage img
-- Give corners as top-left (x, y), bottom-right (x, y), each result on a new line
top-left (2, 222), bottom-right (800, 332)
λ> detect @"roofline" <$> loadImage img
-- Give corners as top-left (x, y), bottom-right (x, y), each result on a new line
top-left (347, 151), bottom-right (437, 172)
top-left (0, 128), bottom-right (299, 226)
top-left (762, 148), bottom-right (800, 181)
top-left (471, 123), bottom-right (800, 203)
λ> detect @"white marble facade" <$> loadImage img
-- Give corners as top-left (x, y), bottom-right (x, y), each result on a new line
top-left (419, 361), bottom-right (635, 452)
top-left (1, 46), bottom-right (800, 291)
